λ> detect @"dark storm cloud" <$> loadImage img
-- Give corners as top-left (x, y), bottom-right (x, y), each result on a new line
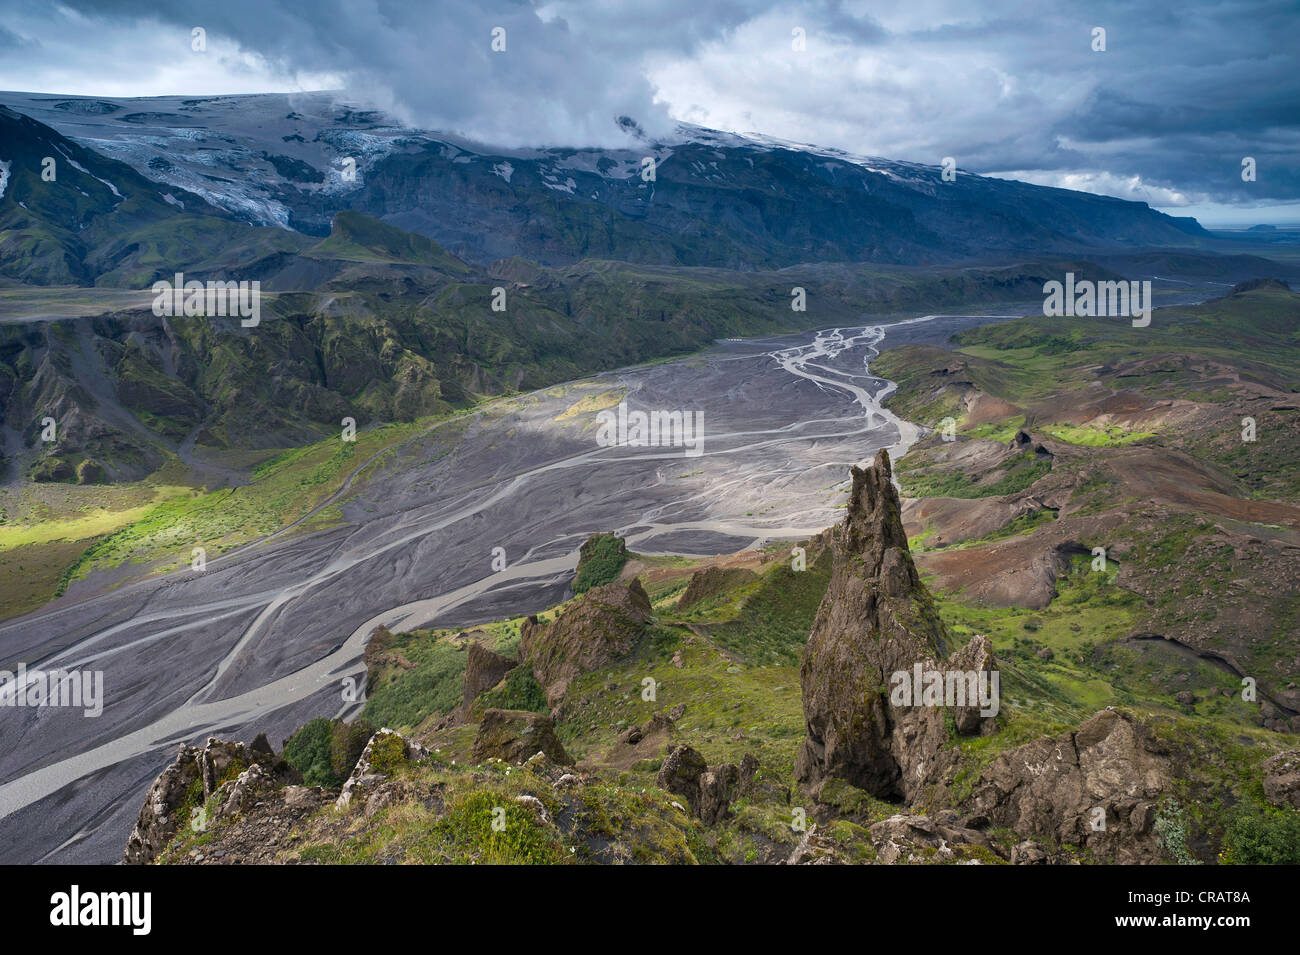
top-left (0, 0), bottom-right (1295, 211)
top-left (1031, 0), bottom-right (1300, 202)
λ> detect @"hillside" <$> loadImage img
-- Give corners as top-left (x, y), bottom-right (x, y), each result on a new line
top-left (0, 105), bottom-right (295, 288)
top-left (123, 451), bottom-right (1300, 866)
top-left (874, 280), bottom-right (1300, 724)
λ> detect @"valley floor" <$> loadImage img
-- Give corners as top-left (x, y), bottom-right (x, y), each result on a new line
top-left (0, 308), bottom-right (997, 863)
top-left (7, 282), bottom-right (1296, 866)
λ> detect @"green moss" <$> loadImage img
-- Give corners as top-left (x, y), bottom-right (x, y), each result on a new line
top-left (365, 731), bottom-right (412, 775)
top-left (474, 665), bottom-right (547, 715)
top-left (816, 777), bottom-right (897, 822)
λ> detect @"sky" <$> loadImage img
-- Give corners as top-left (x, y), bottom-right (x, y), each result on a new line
top-left (0, 0), bottom-right (1296, 226)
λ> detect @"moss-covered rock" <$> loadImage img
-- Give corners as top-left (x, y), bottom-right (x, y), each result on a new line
top-left (472, 709), bottom-right (574, 766)
top-left (519, 577), bottom-right (652, 706)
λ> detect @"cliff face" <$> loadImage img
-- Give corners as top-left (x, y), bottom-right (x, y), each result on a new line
top-left (796, 450), bottom-right (996, 801)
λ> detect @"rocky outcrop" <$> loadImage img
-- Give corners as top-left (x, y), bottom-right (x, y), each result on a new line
top-left (867, 812), bottom-right (995, 865)
top-left (123, 745), bottom-right (204, 865)
top-left (1010, 429), bottom-right (1052, 457)
top-left (124, 736), bottom-right (300, 864)
top-left (462, 641), bottom-right (518, 717)
top-left (796, 450), bottom-right (996, 802)
top-left (336, 728), bottom-right (429, 810)
top-left (472, 708), bottom-right (574, 766)
top-left (655, 744), bottom-right (756, 825)
top-left (176, 781), bottom-right (328, 864)
top-left (572, 532), bottom-right (630, 594)
top-left (784, 812), bottom-right (998, 865)
top-left (947, 633), bottom-right (998, 736)
top-left (961, 708), bottom-right (1171, 863)
top-left (1262, 750), bottom-right (1300, 810)
top-left (364, 625), bottom-right (416, 678)
top-left (784, 825), bottom-right (847, 865)
top-left (519, 578), bottom-right (652, 706)
top-left (618, 705), bottom-right (685, 747)
top-left (677, 566), bottom-right (758, 610)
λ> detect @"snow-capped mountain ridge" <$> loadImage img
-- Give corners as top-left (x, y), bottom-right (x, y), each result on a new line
top-left (1, 90), bottom-right (1209, 268)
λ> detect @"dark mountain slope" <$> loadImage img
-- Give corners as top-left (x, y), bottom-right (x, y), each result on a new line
top-left (4, 92), bottom-right (1213, 271)
top-left (0, 105), bottom-right (303, 287)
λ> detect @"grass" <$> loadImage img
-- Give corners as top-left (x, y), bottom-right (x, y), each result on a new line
top-left (54, 418), bottom-right (433, 588)
top-left (898, 451), bottom-right (1051, 499)
top-left (363, 636), bottom-right (469, 733)
top-left (554, 388), bottom-right (626, 422)
top-left (962, 416), bottom-right (1025, 443)
top-left (0, 413), bottom-right (460, 623)
top-left (1045, 423), bottom-right (1156, 446)
top-left (0, 485), bottom-right (190, 552)
top-left (933, 508), bottom-right (1058, 551)
top-left (703, 550), bottom-right (834, 665)
top-left (0, 481), bottom-right (195, 617)
top-left (286, 763), bottom-right (704, 864)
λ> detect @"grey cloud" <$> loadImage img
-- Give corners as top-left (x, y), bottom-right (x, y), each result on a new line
top-left (4, 0), bottom-right (1298, 208)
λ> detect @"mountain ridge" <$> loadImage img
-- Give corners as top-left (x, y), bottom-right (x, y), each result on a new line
top-left (2, 90), bottom-right (1213, 271)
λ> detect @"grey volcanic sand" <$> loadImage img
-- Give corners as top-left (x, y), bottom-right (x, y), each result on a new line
top-left (0, 306), bottom-right (1108, 862)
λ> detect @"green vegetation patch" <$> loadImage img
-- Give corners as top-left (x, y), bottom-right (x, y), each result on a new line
top-left (573, 533), bottom-right (630, 594)
top-left (703, 549), bottom-right (834, 666)
top-left (473, 665), bottom-right (547, 716)
top-left (282, 716), bottom-right (377, 787)
top-left (362, 635), bottom-right (468, 732)
top-left (898, 451), bottom-right (1050, 500)
top-left (1045, 423), bottom-right (1156, 446)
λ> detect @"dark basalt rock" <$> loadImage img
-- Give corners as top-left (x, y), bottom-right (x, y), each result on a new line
top-left (462, 641), bottom-right (518, 716)
top-left (656, 744), bottom-right (756, 826)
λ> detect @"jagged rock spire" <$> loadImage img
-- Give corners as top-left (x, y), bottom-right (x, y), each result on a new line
top-left (796, 450), bottom-right (994, 801)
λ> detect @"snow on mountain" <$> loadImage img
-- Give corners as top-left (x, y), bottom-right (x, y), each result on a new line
top-left (0, 90), bottom-right (944, 230)
top-left (1, 90), bottom-right (1208, 269)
